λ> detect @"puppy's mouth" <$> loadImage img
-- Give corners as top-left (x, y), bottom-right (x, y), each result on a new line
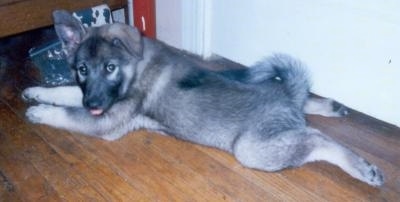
top-left (89, 108), bottom-right (104, 116)
top-left (83, 95), bottom-right (113, 116)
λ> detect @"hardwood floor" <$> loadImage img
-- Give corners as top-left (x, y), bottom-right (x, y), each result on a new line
top-left (1, 28), bottom-right (399, 201)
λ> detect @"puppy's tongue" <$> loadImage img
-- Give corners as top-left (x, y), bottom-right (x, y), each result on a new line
top-left (90, 109), bottom-right (104, 116)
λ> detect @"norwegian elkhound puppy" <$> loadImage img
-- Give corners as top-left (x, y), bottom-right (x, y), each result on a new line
top-left (23, 10), bottom-right (383, 186)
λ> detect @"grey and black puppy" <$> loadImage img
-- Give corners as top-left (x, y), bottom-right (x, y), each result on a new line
top-left (23, 10), bottom-right (384, 186)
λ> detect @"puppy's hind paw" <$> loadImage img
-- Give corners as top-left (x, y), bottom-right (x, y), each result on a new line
top-left (355, 160), bottom-right (385, 187)
top-left (363, 163), bottom-right (384, 187)
top-left (331, 100), bottom-right (349, 117)
top-left (304, 97), bottom-right (349, 117)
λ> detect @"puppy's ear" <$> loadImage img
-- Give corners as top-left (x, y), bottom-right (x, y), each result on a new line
top-left (52, 10), bottom-right (86, 57)
top-left (109, 24), bottom-right (143, 59)
top-left (124, 26), bottom-right (143, 58)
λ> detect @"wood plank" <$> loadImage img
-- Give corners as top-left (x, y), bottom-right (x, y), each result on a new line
top-left (73, 131), bottom-right (233, 201)
top-left (0, 100), bottom-right (109, 200)
top-left (31, 126), bottom-right (151, 201)
top-left (0, 0), bottom-right (125, 37)
top-left (0, 155), bottom-right (24, 202)
top-left (121, 131), bottom-right (277, 201)
top-left (139, 132), bottom-right (292, 201)
top-left (0, 101), bottom-right (62, 201)
top-left (2, 89), bottom-right (150, 201)
top-left (195, 146), bottom-right (348, 201)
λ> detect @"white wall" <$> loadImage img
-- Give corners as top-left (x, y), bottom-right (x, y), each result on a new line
top-left (155, 0), bottom-right (183, 48)
top-left (155, 0), bottom-right (400, 126)
top-left (155, 0), bottom-right (211, 56)
top-left (210, 0), bottom-right (400, 126)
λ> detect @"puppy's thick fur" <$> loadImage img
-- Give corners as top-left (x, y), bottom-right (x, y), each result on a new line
top-left (23, 10), bottom-right (384, 186)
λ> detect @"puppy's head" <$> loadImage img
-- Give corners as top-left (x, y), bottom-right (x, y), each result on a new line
top-left (53, 10), bottom-right (143, 115)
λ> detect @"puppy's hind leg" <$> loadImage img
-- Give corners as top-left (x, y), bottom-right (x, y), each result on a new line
top-left (233, 128), bottom-right (384, 186)
top-left (303, 128), bottom-right (384, 186)
top-left (22, 86), bottom-right (83, 107)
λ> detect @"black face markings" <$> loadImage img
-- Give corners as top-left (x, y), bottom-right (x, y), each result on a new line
top-left (72, 35), bottom-right (131, 113)
top-left (86, 36), bottom-right (103, 57)
top-left (78, 62), bottom-right (123, 113)
top-left (82, 75), bottom-right (122, 112)
top-left (74, 34), bottom-right (130, 66)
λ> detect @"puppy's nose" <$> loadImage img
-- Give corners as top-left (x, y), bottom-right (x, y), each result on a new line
top-left (84, 99), bottom-right (105, 116)
top-left (83, 98), bottom-right (102, 110)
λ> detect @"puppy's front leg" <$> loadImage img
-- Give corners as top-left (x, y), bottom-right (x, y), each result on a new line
top-left (26, 104), bottom-right (125, 140)
top-left (22, 86), bottom-right (83, 107)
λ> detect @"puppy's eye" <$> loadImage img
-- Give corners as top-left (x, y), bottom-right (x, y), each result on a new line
top-left (106, 64), bottom-right (117, 73)
top-left (77, 65), bottom-right (88, 76)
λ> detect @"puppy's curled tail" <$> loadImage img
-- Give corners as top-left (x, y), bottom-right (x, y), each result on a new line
top-left (249, 54), bottom-right (311, 109)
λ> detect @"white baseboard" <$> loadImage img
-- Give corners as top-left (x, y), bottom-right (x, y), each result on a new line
top-left (181, 0), bottom-right (212, 58)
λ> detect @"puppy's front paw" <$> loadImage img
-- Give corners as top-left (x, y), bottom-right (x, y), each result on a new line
top-left (26, 104), bottom-right (65, 125)
top-left (22, 87), bottom-right (45, 103)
